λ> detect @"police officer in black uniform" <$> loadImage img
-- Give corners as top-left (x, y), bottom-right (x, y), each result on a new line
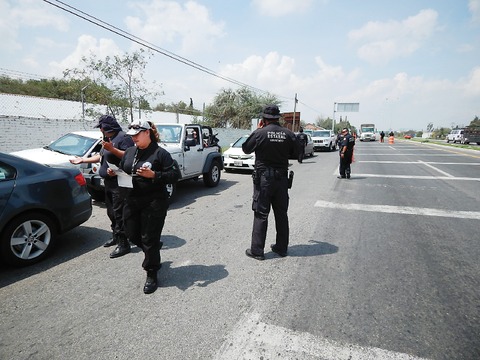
top-left (338, 127), bottom-right (355, 179)
top-left (70, 115), bottom-right (134, 256)
top-left (242, 105), bottom-right (298, 260)
top-left (296, 127), bottom-right (308, 163)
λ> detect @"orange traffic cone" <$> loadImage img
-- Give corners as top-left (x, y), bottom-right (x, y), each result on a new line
top-left (389, 136), bottom-right (394, 144)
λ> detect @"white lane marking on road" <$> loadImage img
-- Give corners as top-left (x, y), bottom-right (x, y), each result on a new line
top-left (214, 311), bottom-right (429, 360)
top-left (417, 160), bottom-right (454, 177)
top-left (314, 200), bottom-right (480, 220)
top-left (355, 153), bottom-right (462, 156)
top-left (352, 173), bottom-right (480, 181)
top-left (358, 161), bottom-right (480, 165)
top-left (330, 169), bottom-right (480, 181)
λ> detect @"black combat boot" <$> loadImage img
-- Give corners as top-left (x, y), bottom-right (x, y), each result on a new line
top-left (143, 270), bottom-right (158, 294)
top-left (109, 236), bottom-right (131, 258)
top-left (103, 237), bottom-right (117, 247)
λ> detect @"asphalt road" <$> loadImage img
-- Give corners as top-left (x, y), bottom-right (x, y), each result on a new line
top-left (1, 140), bottom-right (479, 360)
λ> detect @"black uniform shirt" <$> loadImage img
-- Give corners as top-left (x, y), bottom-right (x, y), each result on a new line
top-left (296, 132), bottom-right (308, 146)
top-left (340, 133), bottom-right (355, 154)
top-left (99, 130), bottom-right (134, 178)
top-left (120, 142), bottom-right (178, 199)
top-left (242, 122), bottom-right (298, 171)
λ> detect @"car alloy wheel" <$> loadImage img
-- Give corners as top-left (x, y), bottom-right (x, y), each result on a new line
top-left (1, 213), bottom-right (57, 266)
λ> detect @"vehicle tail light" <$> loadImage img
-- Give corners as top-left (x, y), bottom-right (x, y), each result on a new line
top-left (74, 173), bottom-right (87, 186)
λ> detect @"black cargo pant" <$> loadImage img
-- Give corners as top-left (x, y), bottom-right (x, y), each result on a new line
top-left (250, 169), bottom-right (289, 256)
top-left (104, 178), bottom-right (127, 242)
top-left (124, 197), bottom-right (168, 272)
top-left (339, 152), bottom-right (353, 177)
top-left (298, 143), bottom-right (305, 163)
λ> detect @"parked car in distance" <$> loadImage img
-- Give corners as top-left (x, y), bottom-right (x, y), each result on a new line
top-left (446, 129), bottom-right (464, 143)
top-left (10, 131), bottom-right (103, 200)
top-left (295, 133), bottom-right (314, 157)
top-left (404, 134), bottom-right (413, 139)
top-left (223, 135), bottom-right (255, 172)
top-left (311, 130), bottom-right (337, 151)
top-left (0, 152), bottom-right (92, 266)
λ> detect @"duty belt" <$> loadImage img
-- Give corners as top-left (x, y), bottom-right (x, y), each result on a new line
top-left (260, 168), bottom-right (288, 178)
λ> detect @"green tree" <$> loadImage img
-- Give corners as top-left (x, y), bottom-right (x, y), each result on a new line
top-left (153, 100), bottom-right (202, 116)
top-left (432, 127), bottom-right (450, 139)
top-left (64, 49), bottom-right (160, 122)
top-left (203, 87), bottom-right (280, 128)
top-left (316, 117), bottom-right (333, 130)
top-left (469, 116), bottom-right (480, 127)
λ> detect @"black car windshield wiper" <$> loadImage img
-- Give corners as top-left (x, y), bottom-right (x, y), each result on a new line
top-left (43, 145), bottom-right (68, 155)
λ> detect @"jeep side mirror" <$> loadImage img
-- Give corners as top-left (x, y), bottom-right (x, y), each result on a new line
top-left (185, 138), bottom-right (197, 147)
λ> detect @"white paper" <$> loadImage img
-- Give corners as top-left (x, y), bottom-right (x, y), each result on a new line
top-left (107, 161), bottom-right (133, 188)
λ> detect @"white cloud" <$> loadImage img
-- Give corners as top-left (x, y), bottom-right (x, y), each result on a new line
top-left (125, 0), bottom-right (225, 54)
top-left (251, 0), bottom-right (314, 17)
top-left (219, 51), bottom-right (298, 95)
top-left (0, 0), bottom-right (20, 51)
top-left (48, 35), bottom-right (122, 77)
top-left (0, 0), bottom-right (68, 52)
top-left (463, 67), bottom-right (480, 96)
top-left (12, 0), bottom-right (69, 31)
top-left (469, 0), bottom-right (480, 23)
top-left (348, 9), bottom-right (438, 65)
top-left (457, 43), bottom-right (474, 53)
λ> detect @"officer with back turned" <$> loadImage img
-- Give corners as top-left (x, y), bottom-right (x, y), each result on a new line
top-left (242, 105), bottom-right (298, 260)
top-left (296, 127), bottom-right (308, 163)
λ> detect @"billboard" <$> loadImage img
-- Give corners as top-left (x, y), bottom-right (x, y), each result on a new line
top-left (336, 103), bottom-right (359, 112)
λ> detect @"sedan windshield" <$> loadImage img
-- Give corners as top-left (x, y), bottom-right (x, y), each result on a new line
top-left (232, 136), bottom-right (248, 148)
top-left (45, 134), bottom-right (99, 156)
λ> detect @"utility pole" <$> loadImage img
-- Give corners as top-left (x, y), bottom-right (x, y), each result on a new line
top-left (292, 93), bottom-right (298, 132)
top-left (332, 102), bottom-right (336, 132)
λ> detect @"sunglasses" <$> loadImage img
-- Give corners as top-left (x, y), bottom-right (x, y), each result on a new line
top-left (128, 124), bottom-right (148, 130)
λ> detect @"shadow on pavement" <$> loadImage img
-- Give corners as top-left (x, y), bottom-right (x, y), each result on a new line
top-left (285, 240), bottom-right (338, 257)
top-left (158, 261), bottom-right (228, 291)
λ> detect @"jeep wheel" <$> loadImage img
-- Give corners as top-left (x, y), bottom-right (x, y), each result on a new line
top-left (203, 160), bottom-right (221, 187)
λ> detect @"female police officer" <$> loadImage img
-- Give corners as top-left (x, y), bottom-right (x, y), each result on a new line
top-left (113, 120), bottom-right (179, 294)
top-left (242, 105), bottom-right (298, 260)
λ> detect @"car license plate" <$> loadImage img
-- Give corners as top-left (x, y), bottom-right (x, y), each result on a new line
top-left (234, 160), bottom-right (243, 167)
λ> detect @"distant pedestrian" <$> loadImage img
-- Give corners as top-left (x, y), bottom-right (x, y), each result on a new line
top-left (338, 127), bottom-right (355, 179)
top-left (296, 127), bottom-right (308, 163)
top-left (242, 105), bottom-right (298, 260)
top-left (380, 131), bottom-right (385, 143)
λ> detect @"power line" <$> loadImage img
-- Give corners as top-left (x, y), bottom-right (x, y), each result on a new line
top-left (40, 0), bottom-right (322, 118)
top-left (0, 68), bottom-right (45, 81)
top-left (42, 0), bottom-right (268, 94)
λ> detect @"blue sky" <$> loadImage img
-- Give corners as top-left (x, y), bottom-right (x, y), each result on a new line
top-left (1, 0), bottom-right (479, 131)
